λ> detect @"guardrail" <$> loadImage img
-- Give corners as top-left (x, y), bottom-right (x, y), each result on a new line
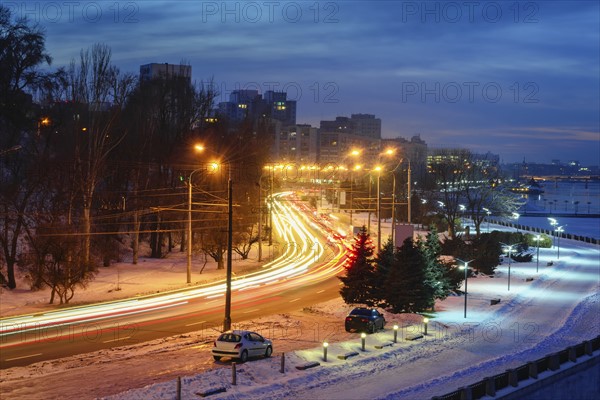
top-left (432, 335), bottom-right (600, 400)
top-left (488, 219), bottom-right (599, 245)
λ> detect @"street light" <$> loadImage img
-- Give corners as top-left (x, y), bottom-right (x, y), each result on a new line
top-left (187, 168), bottom-right (204, 284)
top-left (556, 226), bottom-right (564, 259)
top-left (196, 153), bottom-right (235, 332)
top-left (348, 148), bottom-right (362, 227)
top-left (548, 218), bottom-right (558, 248)
top-left (186, 145), bottom-right (210, 284)
top-left (224, 163), bottom-right (234, 332)
top-left (374, 165), bottom-right (383, 252)
top-left (483, 208), bottom-right (491, 232)
top-left (381, 148), bottom-right (410, 245)
top-left (512, 212), bottom-right (520, 232)
top-left (500, 242), bottom-right (517, 291)
top-left (457, 258), bottom-right (474, 318)
top-left (534, 235), bottom-right (541, 273)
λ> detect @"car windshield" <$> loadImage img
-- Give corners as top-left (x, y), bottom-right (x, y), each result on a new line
top-left (218, 333), bottom-right (241, 342)
top-left (351, 309), bottom-right (371, 316)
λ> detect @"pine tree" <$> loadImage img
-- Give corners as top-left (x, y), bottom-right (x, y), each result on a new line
top-left (373, 238), bottom-right (395, 306)
top-left (339, 226), bottom-right (377, 306)
top-left (420, 226), bottom-right (451, 310)
top-left (383, 237), bottom-right (429, 313)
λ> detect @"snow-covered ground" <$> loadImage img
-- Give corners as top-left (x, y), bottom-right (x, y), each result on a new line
top-left (1, 219), bottom-right (598, 400)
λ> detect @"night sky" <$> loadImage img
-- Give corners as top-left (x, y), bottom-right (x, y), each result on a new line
top-left (6, 1), bottom-right (599, 165)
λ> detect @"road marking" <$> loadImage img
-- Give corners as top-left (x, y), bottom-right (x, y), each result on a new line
top-left (103, 336), bottom-right (131, 343)
top-left (289, 298), bottom-right (301, 302)
top-left (243, 309), bottom-right (260, 314)
top-left (5, 353), bottom-right (42, 362)
top-left (186, 320), bottom-right (206, 327)
top-left (316, 290), bottom-right (325, 294)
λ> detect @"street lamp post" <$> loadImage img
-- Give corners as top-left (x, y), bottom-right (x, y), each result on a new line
top-left (457, 258), bottom-right (474, 318)
top-left (535, 235), bottom-right (541, 273)
top-left (483, 208), bottom-right (491, 232)
top-left (512, 212), bottom-right (520, 232)
top-left (377, 167), bottom-right (381, 252)
top-left (500, 243), bottom-right (516, 291)
top-left (186, 144), bottom-right (210, 284)
top-left (224, 165), bottom-right (234, 332)
top-left (407, 160), bottom-right (412, 225)
top-left (556, 226), bottom-right (564, 259)
top-left (548, 218), bottom-right (558, 249)
top-left (348, 149), bottom-right (361, 227)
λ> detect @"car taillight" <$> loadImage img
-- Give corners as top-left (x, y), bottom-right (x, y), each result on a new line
top-left (234, 343), bottom-right (242, 349)
top-left (361, 318), bottom-right (368, 322)
top-left (345, 317), bottom-right (351, 322)
top-left (213, 341), bottom-right (217, 347)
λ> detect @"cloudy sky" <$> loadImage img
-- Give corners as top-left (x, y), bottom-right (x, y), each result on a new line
top-left (6, 1), bottom-right (599, 164)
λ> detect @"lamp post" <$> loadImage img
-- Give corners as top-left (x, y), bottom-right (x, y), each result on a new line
top-left (224, 163), bottom-right (234, 332)
top-left (459, 204), bottom-right (466, 232)
top-left (534, 235), bottom-right (541, 273)
top-left (187, 168), bottom-right (205, 284)
top-left (257, 168), bottom-right (274, 263)
top-left (375, 165), bottom-right (383, 252)
top-left (500, 243), bottom-right (516, 291)
top-left (186, 144), bottom-right (208, 284)
top-left (512, 212), bottom-right (520, 232)
top-left (548, 218), bottom-right (558, 249)
top-left (556, 226), bottom-right (564, 259)
top-left (383, 149), bottom-right (409, 245)
top-left (483, 208), bottom-right (491, 232)
top-left (457, 258), bottom-right (474, 318)
top-left (407, 160), bottom-right (412, 225)
top-left (349, 149), bottom-right (362, 227)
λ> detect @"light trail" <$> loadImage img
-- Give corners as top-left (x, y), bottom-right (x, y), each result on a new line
top-left (0, 192), bottom-right (347, 346)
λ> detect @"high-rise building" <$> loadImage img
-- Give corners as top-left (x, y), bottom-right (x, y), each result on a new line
top-left (271, 124), bottom-right (318, 164)
top-left (318, 114), bottom-right (382, 164)
top-left (217, 90), bottom-right (296, 127)
top-left (139, 63), bottom-right (192, 83)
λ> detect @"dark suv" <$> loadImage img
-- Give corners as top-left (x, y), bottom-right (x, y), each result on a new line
top-left (345, 307), bottom-right (385, 333)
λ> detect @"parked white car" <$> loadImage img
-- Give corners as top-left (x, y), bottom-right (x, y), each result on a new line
top-left (212, 330), bottom-right (273, 362)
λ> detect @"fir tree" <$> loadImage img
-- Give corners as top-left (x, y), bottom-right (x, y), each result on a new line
top-left (339, 226), bottom-right (377, 306)
top-left (383, 238), bottom-right (429, 313)
top-left (420, 226), bottom-right (451, 309)
top-left (373, 237), bottom-right (395, 305)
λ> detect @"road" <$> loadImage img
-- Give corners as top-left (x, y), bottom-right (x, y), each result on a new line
top-left (0, 192), bottom-right (348, 369)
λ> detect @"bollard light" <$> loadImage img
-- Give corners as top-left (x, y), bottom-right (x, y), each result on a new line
top-left (361, 332), bottom-right (366, 351)
top-left (423, 317), bottom-right (429, 335)
top-left (323, 341), bottom-right (328, 362)
top-left (393, 324), bottom-right (399, 343)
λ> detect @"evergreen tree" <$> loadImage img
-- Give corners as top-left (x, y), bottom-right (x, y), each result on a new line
top-left (373, 237), bottom-right (395, 305)
top-left (383, 238), bottom-right (429, 313)
top-left (420, 227), bottom-right (451, 309)
top-left (339, 226), bottom-right (377, 305)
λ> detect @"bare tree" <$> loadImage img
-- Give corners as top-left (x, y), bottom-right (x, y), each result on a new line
top-left (427, 148), bottom-right (472, 239)
top-left (20, 223), bottom-right (97, 304)
top-left (0, 6), bottom-right (52, 288)
top-left (66, 44), bottom-right (135, 269)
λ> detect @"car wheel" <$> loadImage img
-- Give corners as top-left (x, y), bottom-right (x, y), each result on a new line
top-left (213, 356), bottom-right (221, 361)
top-left (369, 323), bottom-right (375, 334)
top-left (240, 350), bottom-right (249, 363)
top-left (265, 346), bottom-right (273, 358)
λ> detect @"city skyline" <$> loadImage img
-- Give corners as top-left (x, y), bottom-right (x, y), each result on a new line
top-left (5, 0), bottom-right (599, 165)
